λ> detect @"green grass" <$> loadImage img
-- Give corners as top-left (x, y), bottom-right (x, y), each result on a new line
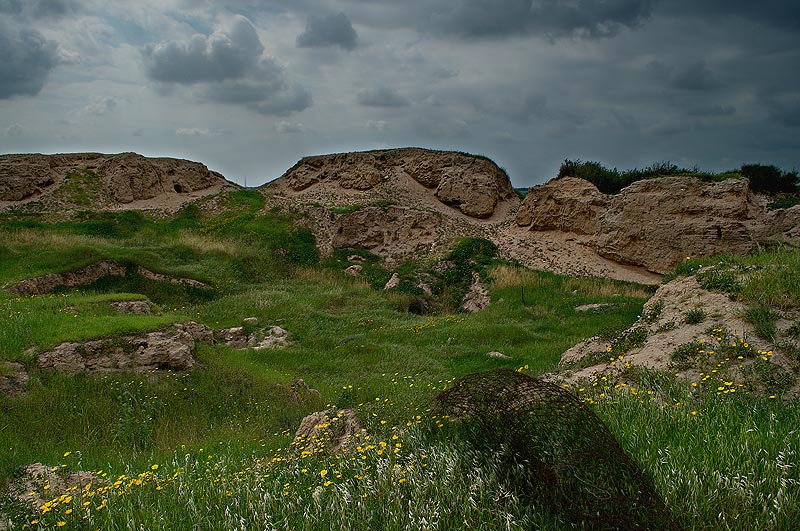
top-left (1, 206), bottom-right (798, 530)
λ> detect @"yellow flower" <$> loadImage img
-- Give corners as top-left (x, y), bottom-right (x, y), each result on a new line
top-left (151, 464), bottom-right (158, 471)
top-left (57, 522), bottom-right (66, 527)
top-left (63, 452), bottom-right (71, 457)
top-left (320, 469), bottom-right (328, 477)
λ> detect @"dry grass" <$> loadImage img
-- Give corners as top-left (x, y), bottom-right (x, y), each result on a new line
top-left (172, 232), bottom-right (240, 255)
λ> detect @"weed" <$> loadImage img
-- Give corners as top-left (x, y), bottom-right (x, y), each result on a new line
top-left (685, 308), bottom-right (706, 325)
top-left (744, 305), bottom-right (780, 340)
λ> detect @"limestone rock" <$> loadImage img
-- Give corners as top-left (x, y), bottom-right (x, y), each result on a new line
top-left (383, 272), bottom-right (400, 290)
top-left (333, 206), bottom-right (439, 263)
top-left (251, 326), bottom-right (290, 350)
top-left (516, 177), bottom-right (606, 234)
top-left (461, 272), bottom-right (490, 312)
top-left (348, 254), bottom-right (368, 263)
top-left (435, 167), bottom-right (514, 218)
top-left (37, 328), bottom-right (196, 375)
top-left (289, 378), bottom-right (321, 401)
top-left (344, 264), bottom-right (363, 276)
top-left (574, 303), bottom-right (614, 312)
top-left (487, 351), bottom-right (511, 360)
top-left (174, 321), bottom-right (215, 344)
top-left (293, 409), bottom-right (363, 455)
top-left (0, 154), bottom-right (56, 200)
top-left (110, 300), bottom-right (153, 314)
top-left (560, 337), bottom-right (610, 365)
top-left (0, 362), bottom-right (28, 396)
top-left (243, 317), bottom-right (259, 326)
top-left (11, 260), bottom-right (127, 296)
top-left (216, 326), bottom-right (249, 348)
top-left (595, 176), bottom-right (787, 273)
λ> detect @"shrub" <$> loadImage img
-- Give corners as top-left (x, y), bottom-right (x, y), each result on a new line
top-left (744, 305), bottom-right (780, 340)
top-left (740, 164), bottom-right (799, 194)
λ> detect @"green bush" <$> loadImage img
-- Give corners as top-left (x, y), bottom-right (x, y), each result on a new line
top-left (685, 309), bottom-right (707, 325)
top-left (740, 164), bottom-right (799, 194)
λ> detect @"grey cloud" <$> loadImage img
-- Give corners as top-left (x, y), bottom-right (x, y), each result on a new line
top-left (86, 96), bottom-right (117, 115)
top-left (274, 120), bottom-right (305, 134)
top-left (6, 124), bottom-right (23, 137)
top-left (764, 91), bottom-right (800, 127)
top-left (671, 61), bottom-right (718, 91)
top-left (0, 0), bottom-right (79, 17)
top-left (176, 128), bottom-right (210, 136)
top-left (356, 86), bottom-right (409, 107)
top-left (0, 24), bottom-right (61, 99)
top-left (687, 105), bottom-right (735, 117)
top-left (297, 12), bottom-right (357, 50)
top-left (144, 16), bottom-right (312, 115)
top-left (660, 1), bottom-right (800, 32)
top-left (143, 16), bottom-right (264, 84)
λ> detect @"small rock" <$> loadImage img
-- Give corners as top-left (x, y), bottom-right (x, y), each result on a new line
top-left (574, 303), bottom-right (613, 312)
top-left (348, 255), bottom-right (368, 263)
top-left (110, 300), bottom-right (153, 315)
top-left (216, 326), bottom-right (249, 348)
top-left (383, 272), bottom-right (400, 290)
top-left (251, 326), bottom-right (291, 350)
top-left (289, 378), bottom-right (322, 401)
top-left (461, 272), bottom-right (490, 312)
top-left (417, 281), bottom-right (433, 296)
top-left (345, 265), bottom-right (363, 276)
top-left (174, 321), bottom-right (215, 344)
top-left (243, 317), bottom-right (259, 326)
top-left (487, 351), bottom-right (511, 360)
top-left (293, 409), bottom-right (363, 455)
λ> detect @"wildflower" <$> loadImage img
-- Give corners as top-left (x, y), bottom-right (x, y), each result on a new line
top-left (57, 522), bottom-right (66, 527)
top-left (63, 452), bottom-right (71, 457)
top-left (320, 469), bottom-right (328, 478)
top-left (151, 464), bottom-right (158, 471)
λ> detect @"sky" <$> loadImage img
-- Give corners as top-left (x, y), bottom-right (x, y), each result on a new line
top-left (1, 1), bottom-right (799, 187)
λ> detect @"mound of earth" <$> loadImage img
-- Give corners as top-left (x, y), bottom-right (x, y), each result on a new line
top-left (518, 176), bottom-right (800, 274)
top-left (0, 152), bottom-right (236, 214)
top-left (552, 275), bottom-right (799, 397)
top-left (267, 147), bottom-right (519, 220)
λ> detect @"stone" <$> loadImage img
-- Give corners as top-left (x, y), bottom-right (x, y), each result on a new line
top-left (560, 336), bottom-right (611, 365)
top-left (216, 326), bottom-right (249, 348)
top-left (574, 303), bottom-right (614, 312)
top-left (293, 409), bottom-right (363, 455)
top-left (37, 328), bottom-right (196, 375)
top-left (516, 177), bottom-right (606, 234)
top-left (461, 272), bottom-right (490, 312)
top-left (110, 300), bottom-right (153, 314)
top-left (251, 326), bottom-right (291, 350)
top-left (289, 378), bottom-right (322, 401)
top-left (344, 264), bottom-right (363, 276)
top-left (174, 321), bottom-right (215, 344)
top-left (0, 362), bottom-right (28, 396)
top-left (0, 154), bottom-right (56, 201)
top-left (348, 254), bottom-right (368, 263)
top-left (383, 272), bottom-right (400, 290)
top-left (243, 317), bottom-right (259, 326)
top-left (487, 351), bottom-right (511, 360)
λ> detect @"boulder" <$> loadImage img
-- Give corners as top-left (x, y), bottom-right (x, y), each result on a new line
top-left (11, 260), bottom-right (127, 296)
top-left (344, 265), bottom-right (364, 276)
top-left (110, 300), bottom-right (153, 314)
top-left (383, 272), bottom-right (400, 290)
top-left (516, 177), bottom-right (606, 234)
top-left (216, 326), bottom-right (249, 348)
top-left (293, 409), bottom-right (363, 455)
top-left (251, 326), bottom-right (291, 350)
top-left (37, 328), bottom-right (196, 375)
top-left (174, 321), bottom-right (215, 344)
top-left (435, 167), bottom-right (514, 218)
top-left (243, 317), bottom-right (259, 326)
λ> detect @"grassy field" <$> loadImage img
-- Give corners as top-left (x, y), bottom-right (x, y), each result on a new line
top-left (0, 194), bottom-right (798, 530)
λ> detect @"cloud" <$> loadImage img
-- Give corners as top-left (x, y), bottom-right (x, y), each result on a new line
top-left (297, 12), bottom-right (357, 50)
top-left (176, 127), bottom-right (210, 136)
top-left (764, 91), bottom-right (800, 127)
top-left (0, 24), bottom-right (61, 99)
top-left (670, 61), bottom-right (718, 91)
top-left (85, 96), bottom-right (117, 115)
top-left (356, 86), bottom-right (409, 107)
top-left (143, 15), bottom-right (263, 84)
top-left (366, 120), bottom-right (390, 131)
top-left (274, 120), bottom-right (305, 133)
top-left (0, 0), bottom-right (79, 18)
top-left (143, 15), bottom-right (312, 115)
top-left (6, 123), bottom-right (23, 137)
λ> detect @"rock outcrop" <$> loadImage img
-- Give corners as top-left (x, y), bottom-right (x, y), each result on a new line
top-left (518, 175), bottom-right (800, 274)
top-left (0, 152), bottom-right (234, 212)
top-left (293, 409), bottom-right (363, 455)
top-left (461, 272), bottom-right (490, 312)
top-left (516, 177), bottom-right (606, 235)
top-left (272, 148), bottom-right (518, 219)
top-left (10, 260), bottom-right (210, 296)
top-left (333, 206), bottom-right (440, 263)
top-left (37, 327), bottom-right (196, 375)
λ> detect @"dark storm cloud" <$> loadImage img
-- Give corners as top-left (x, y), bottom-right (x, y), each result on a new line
top-left (763, 91), bottom-right (800, 127)
top-left (337, 0), bottom-right (654, 39)
top-left (143, 16), bottom-right (264, 84)
top-left (296, 12), bottom-right (357, 50)
top-left (143, 15), bottom-right (312, 115)
top-left (0, 23), bottom-right (61, 99)
top-left (660, 0), bottom-right (800, 31)
top-left (0, 0), bottom-right (79, 17)
top-left (356, 86), bottom-right (409, 107)
top-left (670, 61), bottom-right (718, 91)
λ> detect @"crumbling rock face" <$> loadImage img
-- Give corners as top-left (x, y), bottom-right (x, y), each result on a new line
top-left (0, 152), bottom-right (231, 210)
top-left (11, 260), bottom-right (127, 296)
top-left (10, 260), bottom-right (210, 296)
top-left (0, 362), bottom-right (28, 396)
top-left (516, 177), bottom-right (606, 234)
top-left (461, 272), bottom-right (490, 312)
top-left (37, 328), bottom-right (196, 375)
top-left (98, 153), bottom-right (223, 203)
top-left (333, 206), bottom-right (439, 263)
top-left (275, 148), bottom-right (517, 219)
top-left (0, 154), bottom-right (57, 201)
top-left (215, 325), bottom-right (291, 350)
top-left (293, 409), bottom-right (363, 455)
